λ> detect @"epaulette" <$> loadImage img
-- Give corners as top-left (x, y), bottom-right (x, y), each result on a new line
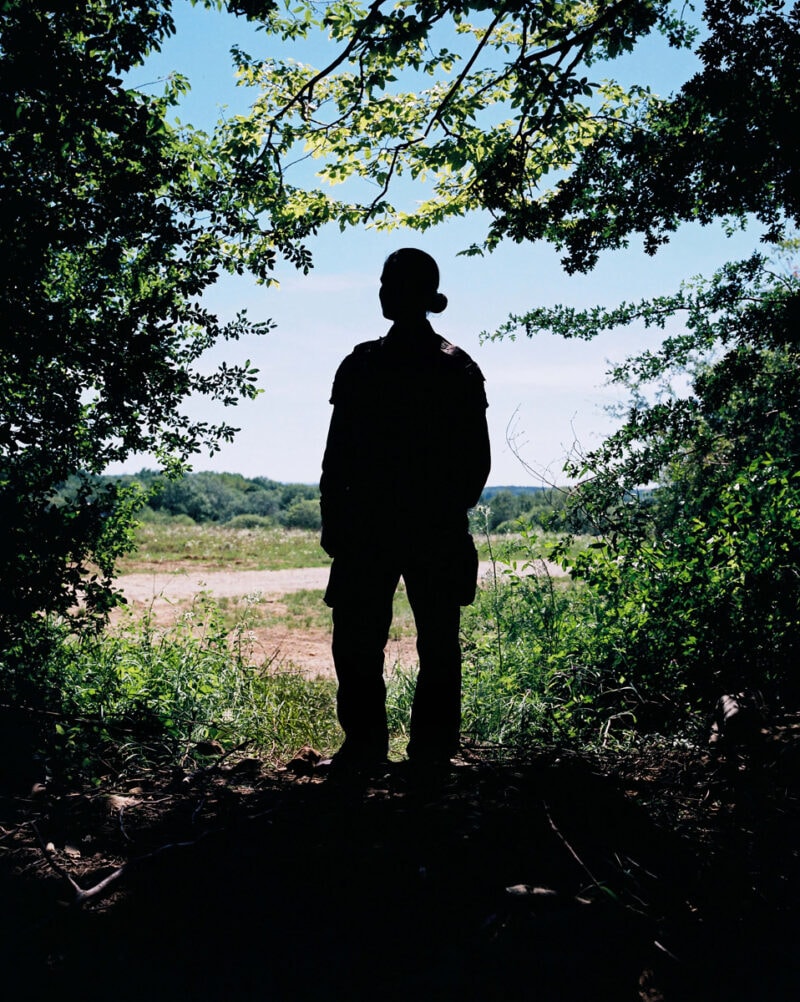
top-left (439, 339), bottom-right (485, 381)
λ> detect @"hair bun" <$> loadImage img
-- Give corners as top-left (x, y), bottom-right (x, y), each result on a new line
top-left (430, 291), bottom-right (448, 314)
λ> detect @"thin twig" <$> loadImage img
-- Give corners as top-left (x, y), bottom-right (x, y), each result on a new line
top-left (191, 796), bottom-right (207, 826)
top-left (424, 8), bottom-right (505, 138)
top-left (32, 818), bottom-right (210, 908)
top-left (542, 800), bottom-right (603, 889)
top-left (270, 0), bottom-right (385, 124)
top-left (118, 805), bottom-right (133, 844)
top-left (543, 801), bottom-right (648, 917)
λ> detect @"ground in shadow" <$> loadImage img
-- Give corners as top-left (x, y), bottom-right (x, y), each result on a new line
top-left (1, 727), bottom-right (798, 1001)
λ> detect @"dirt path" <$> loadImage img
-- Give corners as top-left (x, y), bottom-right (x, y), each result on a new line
top-left (116, 559), bottom-right (561, 605)
top-left (118, 565), bottom-right (336, 604)
top-left (114, 560), bottom-right (562, 677)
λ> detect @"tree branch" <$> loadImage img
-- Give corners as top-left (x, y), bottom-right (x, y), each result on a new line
top-left (269, 0), bottom-right (386, 126)
top-left (424, 8), bottom-right (505, 138)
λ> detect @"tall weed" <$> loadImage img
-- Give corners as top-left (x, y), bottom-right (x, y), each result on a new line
top-left (459, 517), bottom-right (621, 746)
top-left (41, 598), bottom-right (341, 783)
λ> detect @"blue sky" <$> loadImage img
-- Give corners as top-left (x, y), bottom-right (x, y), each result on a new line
top-left (113, 1), bottom-right (761, 487)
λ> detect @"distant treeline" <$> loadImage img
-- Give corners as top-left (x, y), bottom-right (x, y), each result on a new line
top-left (98, 470), bottom-right (323, 530)
top-left (480, 485), bottom-right (574, 532)
top-left (92, 471), bottom-right (586, 533)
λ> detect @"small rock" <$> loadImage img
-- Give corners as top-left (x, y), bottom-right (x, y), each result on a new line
top-left (284, 746), bottom-right (324, 776)
top-left (105, 794), bottom-right (138, 812)
top-left (228, 757), bottom-right (263, 778)
top-left (505, 884), bottom-right (559, 900)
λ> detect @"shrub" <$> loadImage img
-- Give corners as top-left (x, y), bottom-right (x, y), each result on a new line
top-left (135, 507), bottom-right (196, 526)
top-left (281, 499), bottom-right (322, 531)
top-left (225, 514), bottom-right (275, 530)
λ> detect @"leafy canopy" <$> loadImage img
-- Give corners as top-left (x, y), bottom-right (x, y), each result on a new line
top-left (225, 0), bottom-right (697, 269)
top-left (223, 1), bottom-right (799, 269)
top-left (0, 0), bottom-right (314, 637)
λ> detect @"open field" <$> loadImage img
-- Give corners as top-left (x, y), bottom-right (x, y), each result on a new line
top-left (113, 524), bottom-right (565, 675)
top-left (117, 522), bottom-right (573, 574)
top-left (116, 523), bottom-right (332, 574)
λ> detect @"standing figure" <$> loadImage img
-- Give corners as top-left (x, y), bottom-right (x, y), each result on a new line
top-left (320, 248), bottom-right (491, 769)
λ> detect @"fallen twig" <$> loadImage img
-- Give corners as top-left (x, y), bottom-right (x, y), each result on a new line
top-left (542, 800), bottom-right (647, 917)
top-left (542, 800), bottom-right (603, 889)
top-left (191, 795), bottom-right (207, 826)
top-left (118, 804), bottom-right (133, 844)
top-left (31, 819), bottom-right (208, 908)
top-left (31, 822), bottom-right (86, 899)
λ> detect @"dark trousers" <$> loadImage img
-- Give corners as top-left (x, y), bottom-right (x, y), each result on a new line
top-left (325, 535), bottom-right (477, 760)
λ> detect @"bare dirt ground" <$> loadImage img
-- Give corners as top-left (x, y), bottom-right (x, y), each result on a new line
top-left (238, 623), bottom-right (419, 677)
top-left (1, 568), bottom-right (798, 1000)
top-left (114, 561), bottom-right (544, 676)
top-left (116, 560), bottom-right (533, 604)
top-left (118, 565), bottom-right (337, 604)
top-left (2, 730), bottom-right (798, 1001)
top-left (114, 565), bottom-right (439, 676)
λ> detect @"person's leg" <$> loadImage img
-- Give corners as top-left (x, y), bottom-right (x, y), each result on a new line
top-left (326, 555), bottom-right (400, 761)
top-left (403, 560), bottom-right (463, 762)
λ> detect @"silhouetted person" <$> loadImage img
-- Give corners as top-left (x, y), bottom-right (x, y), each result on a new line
top-left (320, 248), bottom-right (491, 769)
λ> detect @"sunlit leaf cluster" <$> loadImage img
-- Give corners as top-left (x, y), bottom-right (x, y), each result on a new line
top-left (220, 0), bottom-right (692, 261)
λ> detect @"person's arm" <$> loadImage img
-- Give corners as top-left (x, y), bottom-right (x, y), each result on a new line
top-left (320, 403), bottom-right (351, 557)
top-left (456, 366), bottom-right (491, 510)
top-left (465, 398), bottom-right (491, 508)
top-left (320, 358), bottom-right (357, 557)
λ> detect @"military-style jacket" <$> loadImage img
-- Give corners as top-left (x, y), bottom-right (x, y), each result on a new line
top-left (320, 320), bottom-right (490, 556)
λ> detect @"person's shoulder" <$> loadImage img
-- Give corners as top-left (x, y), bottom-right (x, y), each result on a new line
top-left (351, 337), bottom-right (384, 356)
top-left (437, 337), bottom-right (485, 381)
top-left (330, 338), bottom-right (384, 401)
top-left (335, 338), bottom-right (384, 373)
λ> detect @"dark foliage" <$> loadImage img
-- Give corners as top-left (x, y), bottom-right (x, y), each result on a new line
top-left (0, 1), bottom-right (317, 642)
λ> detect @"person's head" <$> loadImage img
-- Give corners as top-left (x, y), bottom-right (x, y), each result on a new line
top-left (380, 248), bottom-right (448, 322)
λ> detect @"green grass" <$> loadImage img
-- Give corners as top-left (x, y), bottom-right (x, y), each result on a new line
top-left (118, 523), bottom-right (329, 573)
top-left (215, 589), bottom-right (333, 632)
top-left (25, 516), bottom-right (618, 785)
top-left (475, 531), bottom-right (591, 565)
top-left (27, 558), bottom-right (628, 787)
top-left (171, 586), bottom-right (416, 638)
top-left (37, 596), bottom-right (428, 782)
top-left (42, 603), bottom-right (342, 781)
